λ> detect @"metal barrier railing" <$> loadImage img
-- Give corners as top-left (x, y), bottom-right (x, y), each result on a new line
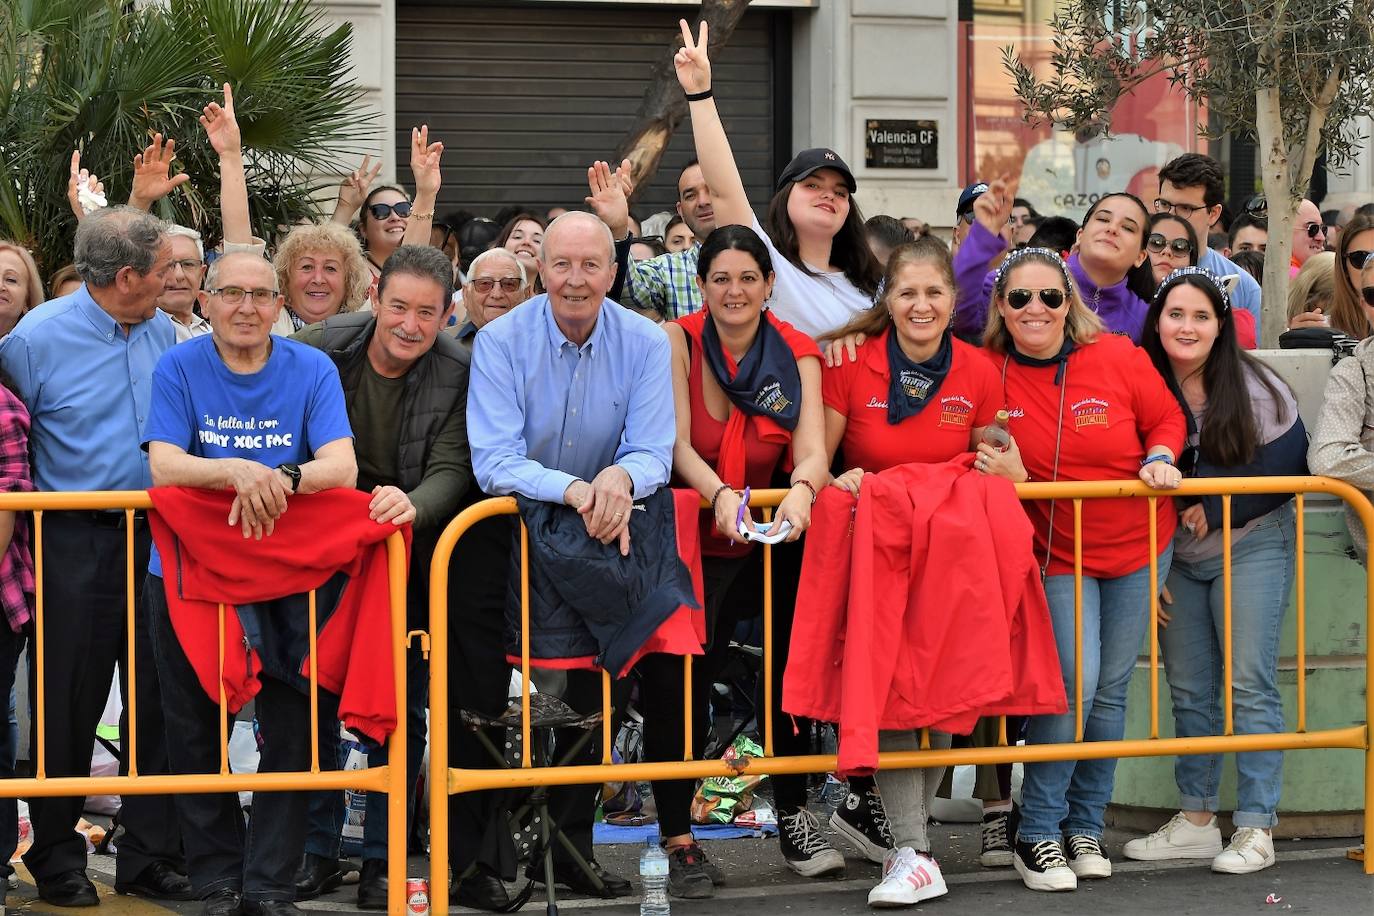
top-left (428, 476), bottom-right (1374, 896)
top-left (0, 492), bottom-right (412, 914)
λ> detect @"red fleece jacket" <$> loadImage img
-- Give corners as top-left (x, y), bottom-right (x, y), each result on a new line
top-left (148, 487), bottom-right (409, 744)
top-left (783, 458), bottom-right (1066, 777)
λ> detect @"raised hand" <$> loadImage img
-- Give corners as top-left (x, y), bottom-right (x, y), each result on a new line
top-left (409, 125), bottom-right (444, 199)
top-left (200, 82), bottom-right (242, 158)
top-left (584, 159), bottom-right (631, 238)
top-left (129, 133), bottom-right (191, 210)
top-left (972, 174), bottom-right (1019, 241)
top-left (674, 18), bottom-right (711, 95)
top-left (336, 154), bottom-right (383, 218)
top-left (66, 149), bottom-right (106, 221)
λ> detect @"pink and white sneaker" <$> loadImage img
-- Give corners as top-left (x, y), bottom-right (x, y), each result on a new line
top-left (867, 846), bottom-right (948, 907)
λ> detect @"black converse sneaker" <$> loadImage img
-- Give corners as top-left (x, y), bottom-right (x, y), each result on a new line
top-left (1065, 834), bottom-right (1112, 878)
top-left (829, 787), bottom-right (893, 864)
top-left (979, 810), bottom-right (1013, 867)
top-left (777, 807), bottom-right (845, 878)
top-left (1012, 838), bottom-right (1077, 892)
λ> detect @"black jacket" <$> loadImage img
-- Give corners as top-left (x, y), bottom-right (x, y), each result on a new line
top-left (509, 488), bottom-right (698, 676)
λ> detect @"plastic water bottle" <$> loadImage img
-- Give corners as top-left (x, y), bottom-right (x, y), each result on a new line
top-left (639, 840), bottom-right (670, 915)
top-left (981, 409), bottom-right (1012, 452)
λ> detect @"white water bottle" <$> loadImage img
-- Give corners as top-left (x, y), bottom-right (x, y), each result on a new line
top-left (639, 840), bottom-right (670, 915)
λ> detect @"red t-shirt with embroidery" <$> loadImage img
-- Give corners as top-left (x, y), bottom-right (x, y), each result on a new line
top-left (823, 331), bottom-right (1001, 472)
top-left (997, 334), bottom-right (1185, 578)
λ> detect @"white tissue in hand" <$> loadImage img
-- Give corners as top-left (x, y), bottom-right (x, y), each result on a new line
top-left (77, 183), bottom-right (108, 215)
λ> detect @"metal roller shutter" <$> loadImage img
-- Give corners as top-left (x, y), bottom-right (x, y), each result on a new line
top-left (395, 1), bottom-right (781, 219)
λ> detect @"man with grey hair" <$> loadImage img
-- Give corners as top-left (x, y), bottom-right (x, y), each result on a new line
top-left (0, 206), bottom-right (192, 906)
top-left (467, 210), bottom-right (673, 900)
top-left (455, 247), bottom-right (532, 347)
top-left (159, 225), bottom-right (211, 341)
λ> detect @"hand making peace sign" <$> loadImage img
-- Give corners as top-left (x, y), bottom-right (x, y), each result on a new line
top-left (675, 19), bottom-right (711, 96)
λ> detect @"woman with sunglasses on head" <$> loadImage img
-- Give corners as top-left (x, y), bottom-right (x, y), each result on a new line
top-left (1148, 215), bottom-right (1258, 348)
top-left (819, 238), bottom-right (1003, 906)
top-left (975, 247), bottom-right (1185, 893)
top-left (647, 225), bottom-right (828, 895)
top-left (1126, 268), bottom-right (1304, 875)
top-left (674, 19), bottom-right (880, 339)
top-left (1289, 211), bottom-right (1374, 337)
top-left (952, 178), bottom-right (1156, 342)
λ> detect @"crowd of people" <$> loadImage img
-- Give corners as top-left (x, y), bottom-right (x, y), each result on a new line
top-left (0, 19), bottom-right (1369, 915)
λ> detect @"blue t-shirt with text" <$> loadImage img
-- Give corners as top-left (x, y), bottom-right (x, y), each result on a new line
top-left (142, 334), bottom-right (353, 575)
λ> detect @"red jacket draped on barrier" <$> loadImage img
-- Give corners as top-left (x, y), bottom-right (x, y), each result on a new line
top-left (148, 486), bottom-right (408, 744)
top-left (783, 458), bottom-right (1065, 777)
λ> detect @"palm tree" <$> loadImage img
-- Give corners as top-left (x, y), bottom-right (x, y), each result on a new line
top-left (0, 0), bottom-right (373, 275)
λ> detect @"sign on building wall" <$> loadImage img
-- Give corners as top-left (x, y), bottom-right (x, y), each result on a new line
top-left (865, 119), bottom-right (939, 169)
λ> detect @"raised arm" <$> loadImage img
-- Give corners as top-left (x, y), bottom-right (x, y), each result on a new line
top-left (403, 125), bottom-right (442, 246)
top-left (128, 134), bottom-right (191, 212)
top-left (66, 150), bottom-right (106, 222)
top-left (330, 155), bottom-right (382, 226)
top-left (200, 83), bottom-right (252, 246)
top-left (675, 19), bottom-right (752, 229)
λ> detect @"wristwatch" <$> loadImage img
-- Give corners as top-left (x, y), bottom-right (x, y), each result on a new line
top-left (278, 463), bottom-right (302, 493)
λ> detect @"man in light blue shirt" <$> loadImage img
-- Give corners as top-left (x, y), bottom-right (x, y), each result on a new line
top-left (466, 211), bottom-right (672, 899)
top-left (0, 207), bottom-right (192, 906)
top-left (1156, 154), bottom-right (1263, 326)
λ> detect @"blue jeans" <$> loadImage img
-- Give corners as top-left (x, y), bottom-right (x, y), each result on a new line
top-left (1018, 547), bottom-right (1172, 843)
top-left (1161, 505), bottom-right (1294, 829)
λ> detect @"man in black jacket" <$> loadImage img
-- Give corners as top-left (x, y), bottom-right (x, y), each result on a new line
top-left (292, 245), bottom-right (472, 909)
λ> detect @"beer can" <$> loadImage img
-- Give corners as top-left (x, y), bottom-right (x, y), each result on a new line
top-left (405, 877), bottom-right (430, 916)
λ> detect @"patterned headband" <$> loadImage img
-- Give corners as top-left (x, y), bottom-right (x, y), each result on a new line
top-left (994, 246), bottom-right (1074, 296)
top-left (1152, 266), bottom-right (1231, 314)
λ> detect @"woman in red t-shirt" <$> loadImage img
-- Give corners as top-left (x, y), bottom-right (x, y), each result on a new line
top-left (819, 238), bottom-right (1000, 907)
top-left (641, 225), bottom-right (830, 894)
top-left (976, 247), bottom-right (1186, 894)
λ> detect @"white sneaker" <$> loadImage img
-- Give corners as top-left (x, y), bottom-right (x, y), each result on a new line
top-left (1013, 839), bottom-right (1077, 892)
top-left (867, 847), bottom-right (948, 907)
top-left (1211, 827), bottom-right (1276, 874)
top-left (1064, 834), bottom-right (1112, 878)
top-left (1123, 811), bottom-right (1225, 861)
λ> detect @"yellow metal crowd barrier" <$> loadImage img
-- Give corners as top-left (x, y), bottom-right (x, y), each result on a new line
top-left (0, 492), bottom-right (413, 915)
top-left (428, 475), bottom-right (1374, 902)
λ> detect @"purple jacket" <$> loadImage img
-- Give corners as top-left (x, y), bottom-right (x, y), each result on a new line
top-left (951, 222), bottom-right (1148, 343)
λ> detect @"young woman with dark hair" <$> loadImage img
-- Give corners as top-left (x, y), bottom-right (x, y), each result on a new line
top-left (1147, 213), bottom-right (1199, 286)
top-left (647, 225), bottom-right (830, 895)
top-left (1129, 268), bottom-right (1305, 875)
top-left (493, 212), bottom-right (547, 292)
top-left (674, 19), bottom-right (881, 339)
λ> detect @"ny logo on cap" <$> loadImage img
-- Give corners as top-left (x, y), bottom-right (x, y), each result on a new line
top-left (824, 152), bottom-right (836, 160)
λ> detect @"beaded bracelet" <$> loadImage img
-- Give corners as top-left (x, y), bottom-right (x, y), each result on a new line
top-left (709, 484), bottom-right (733, 512)
top-left (791, 479), bottom-right (817, 504)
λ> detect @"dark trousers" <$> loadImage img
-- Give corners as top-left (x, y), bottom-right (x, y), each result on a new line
top-left (0, 621), bottom-right (26, 878)
top-left (146, 573), bottom-right (321, 902)
top-left (25, 514), bottom-right (180, 884)
top-left (640, 539), bottom-right (812, 837)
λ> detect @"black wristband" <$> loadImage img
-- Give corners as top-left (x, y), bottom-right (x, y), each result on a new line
top-left (685, 89), bottom-right (713, 102)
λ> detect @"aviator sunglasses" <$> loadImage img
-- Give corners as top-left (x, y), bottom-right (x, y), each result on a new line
top-left (1006, 287), bottom-right (1067, 309)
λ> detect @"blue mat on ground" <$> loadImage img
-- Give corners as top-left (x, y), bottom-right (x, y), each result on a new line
top-left (594, 820), bottom-right (777, 845)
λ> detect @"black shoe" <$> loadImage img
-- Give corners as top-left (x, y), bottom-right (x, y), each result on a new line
top-left (777, 807), bottom-right (845, 878)
top-left (242, 902), bottom-right (303, 916)
top-left (829, 787), bottom-right (893, 864)
top-left (538, 859), bottom-right (632, 898)
top-left (356, 858), bottom-right (387, 910)
top-left (203, 889), bottom-right (243, 916)
top-left (36, 869), bottom-right (100, 907)
top-left (293, 853), bottom-right (343, 901)
top-left (666, 843), bottom-right (713, 899)
top-left (116, 860), bottom-right (195, 901)
top-left (451, 867), bottom-right (510, 911)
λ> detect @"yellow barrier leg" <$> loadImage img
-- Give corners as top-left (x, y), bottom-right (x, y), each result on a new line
top-left (386, 534), bottom-right (408, 916)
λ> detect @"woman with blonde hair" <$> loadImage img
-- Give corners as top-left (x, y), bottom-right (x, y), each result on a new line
top-left (0, 242), bottom-right (45, 337)
top-left (270, 222), bottom-right (372, 334)
top-left (1289, 212), bottom-right (1374, 338)
top-left (1285, 251), bottom-right (1337, 331)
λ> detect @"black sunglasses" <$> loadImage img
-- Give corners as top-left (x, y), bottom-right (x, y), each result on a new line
top-left (1347, 250), bottom-right (1373, 271)
top-left (1006, 287), bottom-right (1067, 309)
top-left (1147, 233), bottom-right (1193, 256)
top-left (1301, 221), bottom-right (1324, 239)
top-left (366, 201), bottom-right (413, 221)
top-left (1362, 286), bottom-right (1374, 308)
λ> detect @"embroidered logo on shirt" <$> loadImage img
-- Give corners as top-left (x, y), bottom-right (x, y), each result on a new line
top-left (755, 379), bottom-right (792, 415)
top-left (865, 396), bottom-right (888, 410)
top-left (1072, 397), bottom-right (1109, 429)
top-left (899, 369), bottom-right (934, 401)
top-left (938, 394), bottom-right (974, 427)
top-left (1007, 406), bottom-right (1025, 418)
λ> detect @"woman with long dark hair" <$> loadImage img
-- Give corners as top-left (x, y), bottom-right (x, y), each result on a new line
top-left (1128, 268), bottom-right (1304, 875)
top-left (1147, 213), bottom-right (1199, 286)
top-left (493, 212), bottom-right (547, 292)
top-left (646, 225), bottom-right (829, 894)
top-left (673, 19), bottom-right (880, 339)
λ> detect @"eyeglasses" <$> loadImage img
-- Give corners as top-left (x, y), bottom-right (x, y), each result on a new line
top-left (1006, 287), bottom-right (1067, 309)
top-left (1362, 286), bottom-right (1374, 308)
top-left (1347, 250), bottom-right (1374, 271)
top-left (1147, 233), bottom-right (1194, 256)
top-left (209, 286), bottom-right (278, 305)
top-left (470, 277), bottom-right (522, 294)
top-left (170, 258), bottom-right (203, 273)
top-left (1302, 221), bottom-right (1325, 239)
top-left (1152, 197), bottom-right (1208, 219)
top-left (366, 201), bottom-right (413, 221)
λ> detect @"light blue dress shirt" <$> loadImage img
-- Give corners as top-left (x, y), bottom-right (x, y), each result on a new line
top-left (1199, 247), bottom-right (1262, 324)
top-left (0, 284), bottom-right (176, 491)
top-left (468, 294), bottom-right (674, 504)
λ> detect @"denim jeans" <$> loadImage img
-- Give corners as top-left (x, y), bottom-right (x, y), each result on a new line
top-left (1161, 505), bottom-right (1294, 829)
top-left (1018, 547), bottom-right (1172, 843)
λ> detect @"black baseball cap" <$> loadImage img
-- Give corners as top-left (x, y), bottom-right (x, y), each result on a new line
top-left (956, 181), bottom-right (989, 219)
top-left (776, 149), bottom-right (857, 193)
